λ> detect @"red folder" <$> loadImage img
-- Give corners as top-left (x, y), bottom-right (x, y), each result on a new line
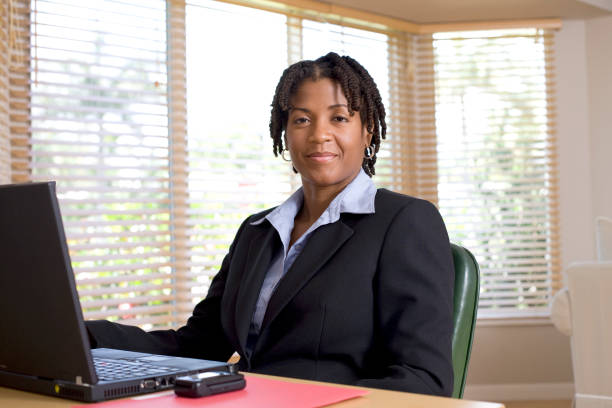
top-left (74, 375), bottom-right (369, 408)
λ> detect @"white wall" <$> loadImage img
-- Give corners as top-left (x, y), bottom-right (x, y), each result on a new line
top-left (465, 16), bottom-right (612, 401)
top-left (586, 16), bottom-right (612, 221)
top-left (558, 19), bottom-right (596, 268)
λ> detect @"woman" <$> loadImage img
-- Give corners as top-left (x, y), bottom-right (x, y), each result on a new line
top-left (86, 52), bottom-right (455, 396)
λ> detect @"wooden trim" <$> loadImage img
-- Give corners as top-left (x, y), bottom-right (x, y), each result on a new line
top-left (418, 18), bottom-right (562, 33)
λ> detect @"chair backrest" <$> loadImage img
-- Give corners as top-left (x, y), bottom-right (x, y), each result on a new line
top-left (450, 243), bottom-right (480, 398)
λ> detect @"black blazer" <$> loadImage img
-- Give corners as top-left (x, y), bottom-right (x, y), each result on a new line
top-left (87, 189), bottom-right (455, 396)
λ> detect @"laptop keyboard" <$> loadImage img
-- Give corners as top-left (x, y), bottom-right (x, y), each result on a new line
top-left (94, 358), bottom-right (179, 381)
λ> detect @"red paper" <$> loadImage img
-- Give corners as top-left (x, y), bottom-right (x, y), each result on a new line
top-left (73, 375), bottom-right (368, 408)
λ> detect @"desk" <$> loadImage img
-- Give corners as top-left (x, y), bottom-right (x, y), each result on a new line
top-left (0, 373), bottom-right (504, 408)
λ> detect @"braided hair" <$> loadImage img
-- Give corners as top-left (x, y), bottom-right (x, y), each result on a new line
top-left (269, 52), bottom-right (386, 176)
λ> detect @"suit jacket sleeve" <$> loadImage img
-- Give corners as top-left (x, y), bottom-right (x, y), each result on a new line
top-left (355, 199), bottom-right (455, 396)
top-left (85, 217), bottom-right (251, 362)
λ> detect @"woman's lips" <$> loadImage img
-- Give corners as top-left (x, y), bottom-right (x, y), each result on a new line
top-left (307, 152), bottom-right (337, 163)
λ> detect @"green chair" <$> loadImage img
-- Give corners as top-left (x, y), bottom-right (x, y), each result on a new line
top-left (450, 243), bottom-right (480, 398)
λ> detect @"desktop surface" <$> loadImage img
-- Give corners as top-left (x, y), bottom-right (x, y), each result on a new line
top-left (0, 373), bottom-right (504, 408)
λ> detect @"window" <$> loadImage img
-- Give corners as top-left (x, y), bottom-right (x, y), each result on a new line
top-left (0, 0), bottom-right (560, 324)
top-left (29, 0), bottom-right (174, 327)
top-left (432, 29), bottom-right (560, 316)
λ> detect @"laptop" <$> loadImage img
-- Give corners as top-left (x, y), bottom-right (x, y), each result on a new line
top-left (0, 181), bottom-right (233, 402)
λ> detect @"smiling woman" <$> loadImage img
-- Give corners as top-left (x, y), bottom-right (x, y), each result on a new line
top-left (86, 52), bottom-right (456, 397)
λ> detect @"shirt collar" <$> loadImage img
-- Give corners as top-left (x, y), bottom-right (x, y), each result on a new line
top-left (251, 168), bottom-right (376, 228)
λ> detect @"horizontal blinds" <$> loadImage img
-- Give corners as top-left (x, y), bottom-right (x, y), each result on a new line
top-left (384, 33), bottom-right (412, 195)
top-left (432, 28), bottom-right (560, 317)
top-left (167, 0), bottom-right (191, 321)
top-left (0, 1), bottom-right (9, 183)
top-left (30, 0), bottom-right (173, 329)
top-left (7, 0), bottom-right (30, 183)
top-left (413, 34), bottom-right (438, 204)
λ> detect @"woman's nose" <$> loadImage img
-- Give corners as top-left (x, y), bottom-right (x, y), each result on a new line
top-left (309, 119), bottom-right (332, 143)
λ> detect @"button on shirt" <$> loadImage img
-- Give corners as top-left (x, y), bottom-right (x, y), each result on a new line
top-left (247, 169), bottom-right (377, 352)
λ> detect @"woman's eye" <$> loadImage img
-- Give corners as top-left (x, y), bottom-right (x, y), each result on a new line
top-left (333, 116), bottom-right (348, 122)
top-left (294, 117), bottom-right (309, 124)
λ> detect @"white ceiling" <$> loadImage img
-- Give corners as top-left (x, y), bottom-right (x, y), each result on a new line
top-left (325, 0), bottom-right (612, 23)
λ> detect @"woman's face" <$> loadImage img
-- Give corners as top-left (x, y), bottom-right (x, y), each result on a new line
top-left (285, 77), bottom-right (371, 192)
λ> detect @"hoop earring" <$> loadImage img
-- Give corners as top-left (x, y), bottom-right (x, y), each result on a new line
top-left (281, 149), bottom-right (291, 162)
top-left (364, 145), bottom-right (374, 160)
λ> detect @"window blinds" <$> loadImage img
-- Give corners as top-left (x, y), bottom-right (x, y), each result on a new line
top-left (2, 0), bottom-right (30, 184)
top-left (432, 29), bottom-right (560, 316)
top-left (19, 0), bottom-right (560, 325)
top-left (29, 0), bottom-right (174, 328)
top-left (0, 1), bottom-right (9, 183)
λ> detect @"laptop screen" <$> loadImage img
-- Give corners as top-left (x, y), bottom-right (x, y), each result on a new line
top-left (0, 182), bottom-right (97, 384)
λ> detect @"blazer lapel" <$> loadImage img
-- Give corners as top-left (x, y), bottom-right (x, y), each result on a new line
top-left (233, 225), bottom-right (277, 355)
top-left (260, 220), bottom-right (353, 331)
